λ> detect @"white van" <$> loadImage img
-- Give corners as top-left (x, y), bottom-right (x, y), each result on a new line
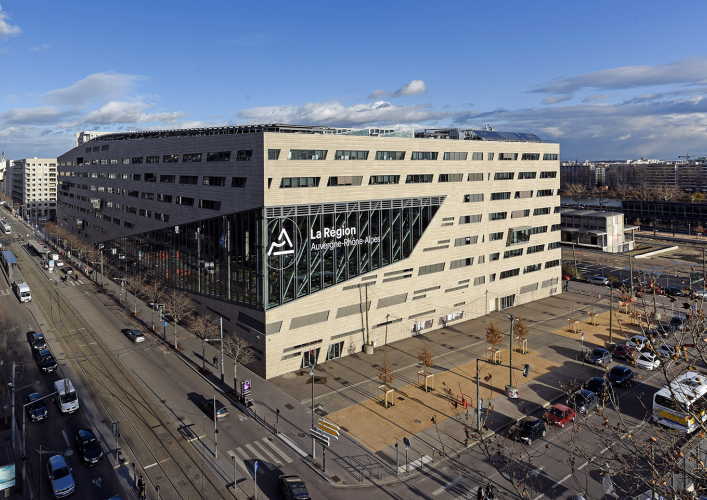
top-left (54, 379), bottom-right (79, 414)
top-left (14, 282), bottom-right (31, 303)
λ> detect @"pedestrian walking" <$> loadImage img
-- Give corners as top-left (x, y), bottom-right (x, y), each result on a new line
top-left (213, 355), bottom-right (218, 367)
top-left (137, 475), bottom-right (146, 499)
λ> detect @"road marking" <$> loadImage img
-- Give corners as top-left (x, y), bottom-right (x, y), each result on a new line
top-left (254, 440), bottom-right (280, 465)
top-left (92, 477), bottom-right (102, 488)
top-left (262, 438), bottom-right (292, 463)
top-left (236, 447), bottom-right (265, 475)
top-left (433, 476), bottom-right (464, 495)
top-left (228, 450), bottom-right (251, 478)
top-left (245, 443), bottom-right (275, 470)
top-left (143, 462), bottom-right (158, 469)
top-left (397, 455), bottom-right (432, 474)
top-left (534, 473), bottom-right (572, 500)
top-left (62, 430), bottom-right (70, 447)
top-left (577, 461), bottom-right (589, 470)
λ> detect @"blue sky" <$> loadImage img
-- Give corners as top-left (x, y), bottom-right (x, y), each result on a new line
top-left (1, 1), bottom-right (706, 161)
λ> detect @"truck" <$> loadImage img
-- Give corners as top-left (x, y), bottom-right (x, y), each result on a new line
top-left (14, 282), bottom-right (31, 303)
top-left (54, 379), bottom-right (79, 414)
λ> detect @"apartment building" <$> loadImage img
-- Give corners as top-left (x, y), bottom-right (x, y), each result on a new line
top-left (56, 124), bottom-right (561, 378)
top-left (7, 157), bottom-right (58, 220)
top-left (559, 209), bottom-right (635, 253)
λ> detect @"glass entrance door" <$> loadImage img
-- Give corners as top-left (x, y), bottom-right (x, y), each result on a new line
top-left (301, 347), bottom-right (321, 368)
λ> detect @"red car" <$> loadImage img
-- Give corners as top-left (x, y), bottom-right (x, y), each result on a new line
top-left (543, 404), bottom-right (576, 428)
top-left (611, 344), bottom-right (636, 360)
top-left (562, 275), bottom-right (571, 281)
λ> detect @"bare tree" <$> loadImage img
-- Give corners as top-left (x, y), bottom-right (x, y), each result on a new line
top-left (190, 314), bottom-right (220, 372)
top-left (166, 290), bottom-right (194, 351)
top-left (223, 331), bottom-right (255, 393)
top-left (126, 274), bottom-right (147, 315)
top-left (143, 280), bottom-right (166, 332)
top-left (377, 353), bottom-right (395, 389)
top-left (590, 187), bottom-right (612, 210)
top-left (486, 321), bottom-right (503, 349)
top-left (614, 185), bottom-right (633, 201)
top-left (514, 317), bottom-right (530, 338)
top-left (564, 184), bottom-right (587, 207)
top-left (634, 183), bottom-right (653, 201)
top-left (417, 342), bottom-right (435, 392)
top-left (654, 185), bottom-right (681, 202)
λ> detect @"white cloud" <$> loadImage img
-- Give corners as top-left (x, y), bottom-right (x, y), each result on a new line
top-left (367, 80), bottom-right (427, 100)
top-left (616, 133), bottom-right (631, 141)
top-left (60, 101), bottom-right (185, 127)
top-left (41, 72), bottom-right (144, 106)
top-left (237, 99), bottom-right (452, 127)
top-left (582, 94), bottom-right (613, 103)
top-left (0, 5), bottom-right (21, 39)
top-left (29, 44), bottom-right (49, 51)
top-left (542, 95), bottom-right (572, 105)
top-left (0, 106), bottom-right (76, 125)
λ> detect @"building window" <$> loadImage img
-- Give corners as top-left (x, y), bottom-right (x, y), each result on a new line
top-left (468, 173), bottom-right (484, 182)
top-left (500, 268), bottom-right (520, 279)
top-left (327, 176), bottom-right (363, 186)
top-left (543, 154), bottom-right (559, 161)
top-left (533, 207), bottom-right (551, 216)
top-left (127, 190), bottom-right (139, 198)
top-left (280, 177), bottom-right (320, 188)
top-left (92, 146), bottom-right (100, 152)
top-left (130, 157), bottom-right (143, 164)
top-left (124, 221), bottom-right (134, 229)
top-left (443, 152), bottom-right (468, 161)
top-left (515, 190), bottom-right (533, 199)
top-left (130, 174), bottom-right (141, 181)
top-left (489, 232), bottom-right (504, 241)
top-left (144, 173), bottom-right (156, 182)
top-left (162, 154), bottom-right (179, 163)
top-left (334, 150), bottom-right (368, 160)
top-left (139, 209), bottom-right (152, 218)
top-left (531, 225), bottom-right (548, 234)
top-left (450, 257), bottom-right (473, 269)
top-left (176, 196), bottom-right (194, 206)
top-left (267, 149), bottom-right (280, 160)
top-left (518, 172), bottom-right (536, 179)
top-left (499, 153), bottom-right (518, 161)
top-left (551, 224), bottom-right (561, 231)
top-left (504, 249), bottom-right (523, 259)
top-left (369, 175), bottom-right (399, 185)
top-left (101, 145), bottom-right (109, 151)
top-left (489, 252), bottom-right (500, 261)
top-left (411, 152), bottom-right (438, 161)
top-left (489, 212), bottom-right (507, 221)
top-left (231, 177), bottom-right (247, 188)
top-left (521, 153), bottom-right (540, 160)
top-left (199, 199), bottom-right (221, 210)
top-left (527, 244), bottom-right (545, 254)
top-left (464, 193), bottom-right (483, 202)
top-left (85, 148), bottom-right (91, 153)
top-left (160, 175), bottom-right (175, 183)
top-left (236, 150), bottom-right (253, 161)
top-left (121, 158), bottom-right (130, 165)
top-left (455, 236), bottom-right (478, 246)
top-left (154, 212), bottom-right (170, 222)
top-left (157, 194), bottom-right (173, 203)
top-left (474, 276), bottom-right (485, 286)
top-left (146, 156), bottom-right (159, 164)
top-left (511, 209), bottom-right (530, 218)
top-left (491, 192), bottom-right (511, 201)
top-left (179, 176), bottom-right (199, 185)
top-left (493, 172), bottom-right (514, 180)
top-left (141, 192), bottom-right (154, 200)
top-left (536, 189), bottom-right (554, 197)
top-left (508, 229), bottom-right (531, 245)
top-left (540, 171), bottom-right (557, 178)
top-left (548, 241), bottom-right (560, 250)
top-left (419, 263), bottom-right (445, 276)
top-left (202, 176), bottom-right (226, 186)
top-left (183, 153), bottom-right (202, 163)
top-left (375, 151), bottom-right (405, 160)
top-left (460, 214), bottom-right (482, 224)
top-left (288, 149), bottom-right (327, 160)
top-left (545, 259), bottom-right (561, 268)
top-left (438, 174), bottom-right (463, 182)
top-left (405, 174), bottom-right (433, 184)
top-left (99, 159), bottom-right (108, 165)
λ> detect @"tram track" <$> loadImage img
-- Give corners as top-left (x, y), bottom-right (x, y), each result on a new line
top-left (10, 237), bottom-right (231, 499)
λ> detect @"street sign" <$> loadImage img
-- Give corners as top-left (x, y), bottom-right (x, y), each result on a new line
top-left (309, 430), bottom-right (330, 447)
top-left (403, 437), bottom-right (410, 450)
top-left (254, 461), bottom-right (258, 472)
top-left (163, 321), bottom-right (167, 327)
top-left (317, 419), bottom-right (340, 439)
top-left (691, 272), bottom-right (701, 284)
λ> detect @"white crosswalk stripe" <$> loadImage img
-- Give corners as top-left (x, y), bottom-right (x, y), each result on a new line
top-left (0, 289), bottom-right (9, 296)
top-left (236, 447), bottom-right (265, 475)
top-left (254, 440), bottom-right (280, 465)
top-left (245, 443), bottom-right (276, 470)
top-left (227, 449), bottom-right (250, 477)
top-left (262, 438), bottom-right (293, 463)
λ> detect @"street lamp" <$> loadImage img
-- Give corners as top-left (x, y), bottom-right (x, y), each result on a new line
top-left (308, 364), bottom-right (316, 459)
top-left (506, 315), bottom-right (518, 397)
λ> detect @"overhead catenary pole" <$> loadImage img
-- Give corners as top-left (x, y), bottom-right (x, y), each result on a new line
top-left (629, 254), bottom-right (634, 297)
top-left (220, 317), bottom-right (224, 384)
top-left (572, 240), bottom-right (578, 279)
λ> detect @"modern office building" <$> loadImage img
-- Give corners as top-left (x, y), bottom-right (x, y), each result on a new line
top-left (5, 157), bottom-right (58, 220)
top-left (558, 209), bottom-right (635, 253)
top-left (56, 124), bottom-right (561, 378)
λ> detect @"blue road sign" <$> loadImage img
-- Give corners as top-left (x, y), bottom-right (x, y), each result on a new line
top-left (254, 461), bottom-right (258, 472)
top-left (163, 321), bottom-right (167, 327)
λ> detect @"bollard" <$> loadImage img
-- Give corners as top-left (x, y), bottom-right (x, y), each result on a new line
top-left (442, 443), bottom-right (445, 457)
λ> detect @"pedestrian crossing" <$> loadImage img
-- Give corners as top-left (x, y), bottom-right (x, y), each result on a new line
top-left (65, 279), bottom-right (86, 286)
top-left (227, 437), bottom-right (293, 477)
top-left (0, 289), bottom-right (11, 297)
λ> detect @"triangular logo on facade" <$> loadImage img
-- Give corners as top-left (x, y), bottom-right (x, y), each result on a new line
top-left (267, 229), bottom-right (294, 256)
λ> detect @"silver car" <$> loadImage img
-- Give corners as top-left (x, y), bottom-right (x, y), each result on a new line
top-left (126, 329), bottom-right (145, 343)
top-left (46, 454), bottom-right (75, 498)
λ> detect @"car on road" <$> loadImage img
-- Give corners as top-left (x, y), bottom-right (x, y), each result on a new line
top-left (693, 289), bottom-right (707, 298)
top-left (508, 416), bottom-right (546, 445)
top-left (611, 280), bottom-right (631, 290)
top-left (634, 352), bottom-right (660, 370)
top-left (46, 454), bottom-right (75, 498)
top-left (665, 287), bottom-right (685, 297)
top-left (585, 348), bottom-right (612, 366)
top-left (655, 344), bottom-right (676, 357)
top-left (669, 316), bottom-right (688, 331)
top-left (63, 266), bottom-right (73, 275)
top-left (30, 332), bottom-right (47, 351)
top-left (589, 276), bottom-right (610, 286)
top-left (567, 389), bottom-right (599, 414)
top-left (647, 324), bottom-right (671, 338)
top-left (611, 344), bottom-right (636, 360)
top-left (543, 404), bottom-right (576, 428)
top-left (279, 474), bottom-right (311, 500)
top-left (35, 349), bottom-right (57, 373)
top-left (75, 429), bottom-right (104, 466)
top-left (627, 335), bottom-right (648, 351)
top-left (200, 399), bottom-right (229, 421)
top-left (25, 393), bottom-right (48, 422)
top-left (562, 274), bottom-right (571, 281)
top-left (55, 259), bottom-right (64, 267)
top-left (608, 366), bottom-right (634, 387)
top-left (125, 329), bottom-right (145, 343)
top-left (583, 377), bottom-right (611, 398)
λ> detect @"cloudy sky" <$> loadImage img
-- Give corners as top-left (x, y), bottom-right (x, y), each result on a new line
top-left (1, 1), bottom-right (706, 161)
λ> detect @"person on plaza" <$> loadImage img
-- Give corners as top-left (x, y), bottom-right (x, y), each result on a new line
top-left (213, 355), bottom-right (218, 367)
top-left (137, 475), bottom-right (145, 499)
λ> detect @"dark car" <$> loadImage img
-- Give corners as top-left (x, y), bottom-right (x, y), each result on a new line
top-left (670, 316), bottom-right (688, 331)
top-left (25, 393), bottom-right (47, 422)
top-left (279, 474), bottom-right (311, 500)
top-left (567, 389), bottom-right (599, 414)
top-left (508, 416), bottom-right (546, 445)
top-left (75, 429), bottom-right (103, 466)
top-left (35, 349), bottom-right (57, 373)
top-left (608, 365), bottom-right (634, 387)
top-left (665, 287), bottom-right (685, 297)
top-left (200, 399), bottom-right (229, 421)
top-left (63, 266), bottom-right (73, 275)
top-left (585, 348), bottom-right (612, 366)
top-left (611, 344), bottom-right (636, 360)
top-left (30, 332), bottom-right (47, 351)
top-left (612, 280), bottom-right (632, 290)
top-left (583, 377), bottom-right (611, 398)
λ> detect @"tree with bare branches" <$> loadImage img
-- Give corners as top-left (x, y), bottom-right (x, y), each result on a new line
top-left (654, 185), bottom-right (681, 202)
top-left (486, 321), bottom-right (503, 349)
top-left (634, 183), bottom-right (653, 201)
top-left (417, 342), bottom-right (435, 392)
top-left (126, 274), bottom-right (147, 315)
top-left (564, 184), bottom-right (587, 207)
top-left (223, 331), bottom-right (255, 393)
top-left (190, 313), bottom-right (220, 372)
top-left (166, 290), bottom-right (194, 351)
top-left (143, 280), bottom-right (166, 332)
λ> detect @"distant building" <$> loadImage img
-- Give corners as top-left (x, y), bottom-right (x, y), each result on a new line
top-left (559, 209), bottom-right (635, 253)
top-left (75, 131), bottom-right (110, 148)
top-left (8, 157), bottom-right (58, 220)
top-left (560, 163), bottom-right (605, 188)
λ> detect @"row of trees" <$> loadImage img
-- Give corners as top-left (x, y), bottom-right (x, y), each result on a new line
top-left (562, 183), bottom-right (700, 206)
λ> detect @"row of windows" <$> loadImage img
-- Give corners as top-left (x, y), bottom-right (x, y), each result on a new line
top-left (276, 150), bottom-right (559, 161)
top-left (67, 175), bottom-right (247, 188)
top-left (72, 150), bottom-right (251, 166)
top-left (494, 171), bottom-right (557, 180)
top-left (270, 176), bottom-right (558, 188)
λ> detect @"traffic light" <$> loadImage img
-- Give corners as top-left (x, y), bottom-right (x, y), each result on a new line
top-left (523, 364), bottom-right (530, 377)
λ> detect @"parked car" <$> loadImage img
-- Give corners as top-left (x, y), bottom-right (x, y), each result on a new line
top-left (665, 287), bottom-right (685, 297)
top-left (63, 266), bottom-right (73, 275)
top-left (669, 316), bottom-right (688, 331)
top-left (46, 454), bottom-right (75, 498)
top-left (279, 475), bottom-right (311, 500)
top-left (627, 335), bottom-right (648, 351)
top-left (583, 377), bottom-right (611, 398)
top-left (75, 429), bottom-right (104, 466)
top-left (567, 389), bottom-right (599, 414)
top-left (589, 276), bottom-right (609, 286)
top-left (35, 349), bottom-right (57, 373)
top-left (655, 344), bottom-right (676, 357)
top-left (634, 352), bottom-right (660, 370)
top-left (55, 259), bottom-right (64, 267)
top-left (647, 324), bottom-right (671, 338)
top-left (200, 399), bottom-right (229, 421)
top-left (585, 348), bottom-right (612, 366)
top-left (611, 344), bottom-right (636, 360)
top-left (30, 332), bottom-right (47, 351)
top-left (125, 329), bottom-right (145, 343)
top-left (543, 404), bottom-right (576, 428)
top-left (508, 416), bottom-right (546, 445)
top-left (562, 274), bottom-right (571, 281)
top-left (25, 393), bottom-right (48, 422)
top-left (611, 280), bottom-right (631, 289)
top-left (608, 366), bottom-right (634, 387)
top-left (693, 289), bottom-right (707, 298)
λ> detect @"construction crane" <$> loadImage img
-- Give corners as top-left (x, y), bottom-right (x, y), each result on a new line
top-left (678, 154), bottom-right (707, 164)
